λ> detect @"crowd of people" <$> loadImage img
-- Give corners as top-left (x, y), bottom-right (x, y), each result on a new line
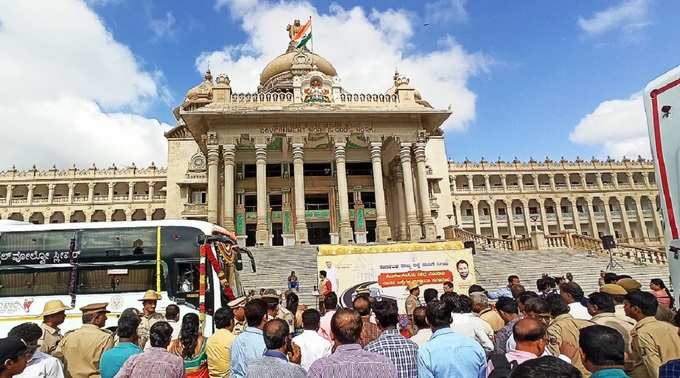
top-left (1, 272), bottom-right (679, 378)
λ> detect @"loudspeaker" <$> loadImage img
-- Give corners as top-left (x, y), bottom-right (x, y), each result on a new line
top-left (464, 240), bottom-right (476, 255)
top-left (601, 235), bottom-right (616, 250)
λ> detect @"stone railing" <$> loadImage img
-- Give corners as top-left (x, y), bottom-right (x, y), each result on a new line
top-left (545, 234), bottom-right (568, 248)
top-left (617, 243), bottom-right (668, 265)
top-left (230, 92), bottom-right (294, 103)
top-left (338, 93), bottom-right (399, 103)
top-left (447, 227), bottom-right (514, 251)
top-left (516, 237), bottom-right (533, 250)
top-left (571, 234), bottom-right (604, 253)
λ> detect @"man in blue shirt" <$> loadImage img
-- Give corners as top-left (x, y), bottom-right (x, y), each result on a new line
top-left (230, 298), bottom-right (268, 378)
top-left (417, 300), bottom-right (486, 378)
top-left (579, 325), bottom-right (630, 378)
top-left (100, 312), bottom-right (141, 378)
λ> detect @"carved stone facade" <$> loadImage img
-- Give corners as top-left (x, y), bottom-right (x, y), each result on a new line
top-left (449, 158), bottom-right (664, 247)
top-left (0, 165), bottom-right (167, 224)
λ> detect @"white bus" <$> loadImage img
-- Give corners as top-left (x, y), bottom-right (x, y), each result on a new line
top-left (0, 220), bottom-right (253, 336)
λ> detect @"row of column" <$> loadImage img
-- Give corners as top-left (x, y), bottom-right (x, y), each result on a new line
top-left (205, 138), bottom-right (436, 246)
top-left (3, 182), bottom-right (160, 206)
top-left (454, 171), bottom-right (652, 193)
top-left (455, 196), bottom-right (662, 242)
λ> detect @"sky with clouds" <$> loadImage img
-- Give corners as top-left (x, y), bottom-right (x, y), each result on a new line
top-left (1, 0), bottom-right (679, 169)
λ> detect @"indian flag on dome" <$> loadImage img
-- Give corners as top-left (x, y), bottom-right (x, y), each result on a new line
top-left (292, 18), bottom-right (312, 48)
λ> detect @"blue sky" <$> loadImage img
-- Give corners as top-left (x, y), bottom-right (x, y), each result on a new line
top-left (2, 0), bottom-right (679, 168)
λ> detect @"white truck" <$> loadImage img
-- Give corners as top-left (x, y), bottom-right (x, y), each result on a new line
top-left (644, 65), bottom-right (680, 303)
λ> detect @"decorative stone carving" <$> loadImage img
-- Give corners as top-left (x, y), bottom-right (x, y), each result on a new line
top-left (188, 151), bottom-right (207, 172)
top-left (182, 70), bottom-right (214, 110)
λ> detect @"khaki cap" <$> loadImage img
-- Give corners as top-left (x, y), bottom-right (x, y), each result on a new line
top-left (406, 281), bottom-right (420, 291)
top-left (79, 302), bottom-right (110, 315)
top-left (600, 284), bottom-right (627, 296)
top-left (41, 300), bottom-right (72, 317)
top-left (139, 290), bottom-right (162, 301)
top-left (228, 296), bottom-right (247, 308)
top-left (617, 278), bottom-right (642, 293)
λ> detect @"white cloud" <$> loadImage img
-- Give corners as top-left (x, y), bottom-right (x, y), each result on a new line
top-left (578, 0), bottom-right (651, 36)
top-left (201, 1), bottom-right (489, 131)
top-left (424, 0), bottom-right (468, 24)
top-left (569, 93), bottom-right (651, 158)
top-left (150, 11), bottom-right (176, 40)
top-left (0, 0), bottom-right (171, 169)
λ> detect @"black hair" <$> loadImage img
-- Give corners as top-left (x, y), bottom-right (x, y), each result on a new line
top-left (323, 292), bottom-right (338, 311)
top-left (424, 288), bottom-right (439, 304)
top-left (263, 319), bottom-right (289, 350)
top-left (511, 284), bottom-right (526, 299)
top-left (561, 282), bottom-right (587, 306)
top-left (625, 291), bottom-right (658, 317)
top-left (8, 322), bottom-right (42, 344)
top-left (518, 291), bottom-right (540, 306)
top-left (245, 299), bottom-right (267, 327)
top-left (651, 278), bottom-right (675, 308)
top-left (524, 297), bottom-right (550, 315)
top-left (513, 319), bottom-right (546, 342)
top-left (0, 336), bottom-right (28, 368)
top-left (165, 304), bottom-right (180, 320)
top-left (603, 273), bottom-right (618, 284)
top-left (372, 300), bottom-right (399, 329)
top-left (440, 291), bottom-right (458, 313)
top-left (426, 300), bottom-right (452, 329)
top-left (468, 284), bottom-right (486, 295)
top-left (352, 295), bottom-right (371, 316)
top-left (116, 314), bottom-right (141, 338)
top-left (451, 294), bottom-right (473, 314)
top-left (413, 306), bottom-right (428, 329)
top-left (536, 278), bottom-right (550, 292)
top-left (330, 308), bottom-right (363, 344)
top-left (616, 274), bottom-right (632, 280)
top-left (443, 281), bottom-right (453, 289)
top-left (546, 293), bottom-right (570, 317)
top-left (508, 275), bottom-right (519, 283)
top-left (587, 292), bottom-right (615, 313)
top-left (456, 259), bottom-right (468, 268)
top-left (179, 313), bottom-right (200, 359)
top-left (149, 321), bottom-right (173, 348)
top-left (301, 309), bottom-right (321, 330)
top-left (82, 312), bottom-right (97, 324)
top-left (286, 292), bottom-right (299, 315)
top-left (509, 356), bottom-right (582, 378)
top-left (496, 297), bottom-right (519, 314)
top-left (320, 270), bottom-right (327, 278)
top-left (214, 307), bottom-right (234, 329)
top-left (579, 325), bottom-right (624, 367)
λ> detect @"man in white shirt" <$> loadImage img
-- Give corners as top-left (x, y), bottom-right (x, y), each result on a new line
top-left (444, 293), bottom-right (494, 352)
top-left (324, 261), bottom-right (338, 292)
top-left (292, 309), bottom-right (332, 371)
top-left (9, 323), bottom-right (64, 378)
top-left (560, 282), bottom-right (592, 320)
top-left (409, 306), bottom-right (432, 347)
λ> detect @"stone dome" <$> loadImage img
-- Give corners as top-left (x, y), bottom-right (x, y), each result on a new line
top-left (259, 49), bottom-right (337, 87)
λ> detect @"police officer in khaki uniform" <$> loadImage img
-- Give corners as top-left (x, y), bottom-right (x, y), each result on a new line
top-left (405, 282), bottom-right (421, 334)
top-left (545, 295), bottom-right (594, 377)
top-left (624, 291), bottom-right (680, 378)
top-left (38, 299), bottom-right (71, 355)
top-left (136, 290), bottom-right (165, 348)
top-left (54, 302), bottom-right (115, 378)
top-left (228, 296), bottom-right (247, 336)
top-left (262, 289), bottom-right (295, 334)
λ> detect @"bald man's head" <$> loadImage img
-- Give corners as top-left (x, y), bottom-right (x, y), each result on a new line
top-left (331, 308), bottom-right (363, 345)
top-left (263, 318), bottom-right (289, 350)
top-left (352, 296), bottom-right (371, 316)
top-left (513, 317), bottom-right (546, 342)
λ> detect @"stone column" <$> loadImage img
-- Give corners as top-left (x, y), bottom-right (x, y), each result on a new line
top-left (471, 200), bottom-right (481, 235)
top-left (613, 173), bottom-right (620, 189)
top-left (586, 198), bottom-right (599, 237)
top-left (48, 184), bottom-right (55, 204)
top-left (484, 174), bottom-right (491, 192)
top-left (108, 182), bottom-right (114, 202)
top-left (207, 146), bottom-right (220, 224)
top-left (501, 175), bottom-right (507, 192)
top-left (451, 177), bottom-right (457, 194)
top-left (522, 201), bottom-right (532, 234)
top-left (467, 175), bottom-right (474, 192)
top-left (643, 173), bottom-right (651, 189)
top-left (414, 142), bottom-right (436, 240)
top-left (504, 200), bottom-right (516, 237)
top-left (223, 144), bottom-right (236, 231)
top-left (127, 182), bottom-right (134, 202)
top-left (5, 185), bottom-right (12, 205)
top-left (627, 172), bottom-right (635, 188)
top-left (27, 184), bottom-right (35, 205)
top-left (489, 201), bottom-right (500, 238)
top-left (652, 201), bottom-right (664, 242)
top-left (618, 197), bottom-right (633, 242)
top-left (67, 183), bottom-right (74, 203)
top-left (580, 173), bottom-right (587, 188)
top-left (602, 198), bottom-right (616, 236)
top-left (334, 142), bottom-right (354, 244)
top-left (292, 143), bottom-right (308, 244)
top-left (596, 173), bottom-right (604, 190)
top-left (453, 200), bottom-right (463, 228)
top-left (518, 176), bottom-right (524, 192)
top-left (370, 142), bottom-right (392, 242)
top-left (555, 199), bottom-right (564, 231)
top-left (566, 175), bottom-right (572, 191)
top-left (532, 174), bottom-right (539, 190)
top-left (148, 181), bottom-right (155, 201)
top-left (393, 165), bottom-right (409, 240)
top-left (87, 183), bottom-right (95, 203)
top-left (570, 199), bottom-right (582, 235)
top-left (549, 174), bottom-right (556, 191)
top-left (634, 196), bottom-right (649, 241)
top-left (539, 200), bottom-right (549, 233)
top-left (255, 143), bottom-right (270, 245)
top-left (400, 143), bottom-right (422, 240)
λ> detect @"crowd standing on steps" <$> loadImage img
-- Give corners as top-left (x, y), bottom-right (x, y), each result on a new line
top-left (2, 271), bottom-right (680, 378)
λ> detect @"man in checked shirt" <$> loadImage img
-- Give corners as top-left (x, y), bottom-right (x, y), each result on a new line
top-left (364, 300), bottom-right (418, 378)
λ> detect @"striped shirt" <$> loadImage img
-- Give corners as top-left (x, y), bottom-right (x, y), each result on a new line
top-left (307, 344), bottom-right (397, 378)
top-left (365, 329), bottom-right (418, 378)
